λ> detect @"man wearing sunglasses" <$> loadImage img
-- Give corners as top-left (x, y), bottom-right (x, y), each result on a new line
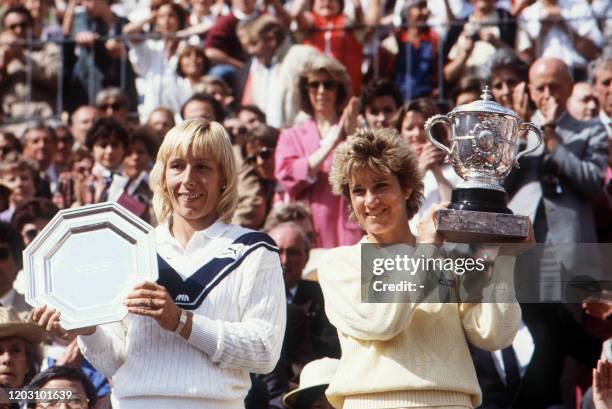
top-left (0, 6), bottom-right (58, 132)
top-left (0, 222), bottom-right (28, 313)
top-left (233, 125), bottom-right (280, 230)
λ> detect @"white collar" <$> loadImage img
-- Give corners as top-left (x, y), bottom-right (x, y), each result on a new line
top-left (158, 218), bottom-right (231, 246)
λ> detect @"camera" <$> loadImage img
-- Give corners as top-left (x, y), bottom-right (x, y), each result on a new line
top-left (464, 26), bottom-right (480, 42)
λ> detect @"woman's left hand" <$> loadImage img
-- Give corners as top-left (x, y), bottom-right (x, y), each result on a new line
top-left (417, 202), bottom-right (448, 246)
top-left (124, 281), bottom-right (181, 332)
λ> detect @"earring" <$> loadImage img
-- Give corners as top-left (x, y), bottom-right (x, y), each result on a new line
top-left (221, 185), bottom-right (226, 191)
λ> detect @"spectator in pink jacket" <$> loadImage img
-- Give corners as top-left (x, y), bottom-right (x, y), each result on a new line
top-left (275, 54), bottom-right (362, 248)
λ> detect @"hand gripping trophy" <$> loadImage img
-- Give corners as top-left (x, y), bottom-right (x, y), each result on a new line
top-left (424, 87), bottom-right (543, 242)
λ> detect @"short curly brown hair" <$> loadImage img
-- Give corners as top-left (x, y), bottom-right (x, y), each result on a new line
top-left (329, 127), bottom-right (424, 220)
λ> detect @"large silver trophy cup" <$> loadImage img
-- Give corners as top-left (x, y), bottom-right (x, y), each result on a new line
top-left (424, 87), bottom-right (543, 242)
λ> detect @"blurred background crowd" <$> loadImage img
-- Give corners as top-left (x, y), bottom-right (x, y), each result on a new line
top-left (0, 0), bottom-right (610, 408)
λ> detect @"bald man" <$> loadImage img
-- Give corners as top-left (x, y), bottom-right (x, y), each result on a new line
top-left (506, 57), bottom-right (607, 292)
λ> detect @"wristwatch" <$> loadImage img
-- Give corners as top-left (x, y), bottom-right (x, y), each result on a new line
top-left (174, 309), bottom-right (188, 334)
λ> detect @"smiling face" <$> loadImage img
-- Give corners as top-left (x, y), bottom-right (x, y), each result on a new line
top-left (313, 0), bottom-right (341, 16)
top-left (156, 3), bottom-right (180, 33)
top-left (179, 48), bottom-right (206, 79)
top-left (92, 134), bottom-right (125, 171)
top-left (0, 337), bottom-right (28, 388)
top-left (1, 169), bottom-right (35, 207)
top-left (491, 68), bottom-right (522, 109)
top-left (400, 111), bottom-right (427, 155)
top-left (349, 166), bottom-right (410, 243)
top-left (23, 128), bottom-right (56, 171)
top-left (307, 71), bottom-right (338, 118)
top-left (165, 150), bottom-right (224, 230)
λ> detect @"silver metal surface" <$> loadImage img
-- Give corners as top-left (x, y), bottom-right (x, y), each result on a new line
top-left (425, 87), bottom-right (543, 190)
top-left (23, 202), bottom-right (158, 330)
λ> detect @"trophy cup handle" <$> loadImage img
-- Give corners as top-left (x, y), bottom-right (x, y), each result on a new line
top-left (424, 114), bottom-right (452, 157)
top-left (514, 122), bottom-right (543, 168)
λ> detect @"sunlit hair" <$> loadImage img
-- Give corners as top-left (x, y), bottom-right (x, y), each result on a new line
top-left (329, 127), bottom-right (424, 220)
top-left (263, 202), bottom-right (314, 231)
top-left (296, 54), bottom-right (352, 116)
top-left (150, 119), bottom-right (238, 224)
top-left (588, 53), bottom-right (612, 85)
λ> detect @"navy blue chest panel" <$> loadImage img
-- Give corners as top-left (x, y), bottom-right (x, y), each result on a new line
top-left (156, 232), bottom-right (279, 310)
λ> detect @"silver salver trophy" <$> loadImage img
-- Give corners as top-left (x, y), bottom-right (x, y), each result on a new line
top-left (424, 87), bottom-right (543, 242)
top-left (23, 202), bottom-right (158, 330)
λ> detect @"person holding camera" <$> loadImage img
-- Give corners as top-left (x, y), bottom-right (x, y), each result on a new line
top-left (443, 0), bottom-right (517, 86)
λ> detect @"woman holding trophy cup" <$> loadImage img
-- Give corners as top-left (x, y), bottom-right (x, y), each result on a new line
top-left (318, 126), bottom-right (532, 409)
top-left (32, 120), bottom-right (286, 408)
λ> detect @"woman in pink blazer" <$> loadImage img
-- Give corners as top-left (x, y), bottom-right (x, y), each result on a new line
top-left (275, 54), bottom-right (362, 248)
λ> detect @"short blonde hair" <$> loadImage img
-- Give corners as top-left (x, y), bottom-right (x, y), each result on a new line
top-left (296, 54), bottom-right (352, 117)
top-left (150, 119), bottom-right (238, 224)
top-left (329, 127), bottom-right (424, 220)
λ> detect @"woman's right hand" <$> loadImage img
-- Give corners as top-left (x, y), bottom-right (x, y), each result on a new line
top-left (31, 305), bottom-right (96, 337)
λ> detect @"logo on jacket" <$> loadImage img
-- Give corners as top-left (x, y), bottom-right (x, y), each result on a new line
top-left (176, 294), bottom-right (190, 302)
top-left (220, 244), bottom-right (243, 259)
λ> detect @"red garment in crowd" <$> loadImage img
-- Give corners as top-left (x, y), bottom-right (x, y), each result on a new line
top-left (303, 13), bottom-right (363, 95)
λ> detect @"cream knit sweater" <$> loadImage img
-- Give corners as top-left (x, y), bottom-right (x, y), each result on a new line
top-left (77, 222), bottom-right (286, 409)
top-left (318, 241), bottom-right (521, 409)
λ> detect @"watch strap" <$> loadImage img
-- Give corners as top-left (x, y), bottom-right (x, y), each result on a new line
top-left (174, 309), bottom-right (188, 334)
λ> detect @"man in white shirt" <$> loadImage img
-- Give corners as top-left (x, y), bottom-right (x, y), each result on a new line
top-left (237, 15), bottom-right (320, 129)
top-left (517, 0), bottom-right (603, 75)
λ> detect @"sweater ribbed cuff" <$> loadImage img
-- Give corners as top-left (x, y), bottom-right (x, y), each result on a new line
top-left (188, 314), bottom-right (223, 360)
top-left (77, 327), bottom-right (105, 352)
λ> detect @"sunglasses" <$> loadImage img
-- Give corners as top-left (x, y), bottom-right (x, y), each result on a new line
top-left (98, 102), bottom-right (125, 111)
top-left (24, 228), bottom-right (39, 242)
top-left (307, 80), bottom-right (337, 91)
top-left (246, 148), bottom-right (273, 164)
top-left (0, 246), bottom-right (11, 261)
top-left (8, 21), bottom-right (29, 31)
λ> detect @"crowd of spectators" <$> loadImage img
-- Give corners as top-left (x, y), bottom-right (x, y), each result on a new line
top-left (0, 0), bottom-right (610, 408)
